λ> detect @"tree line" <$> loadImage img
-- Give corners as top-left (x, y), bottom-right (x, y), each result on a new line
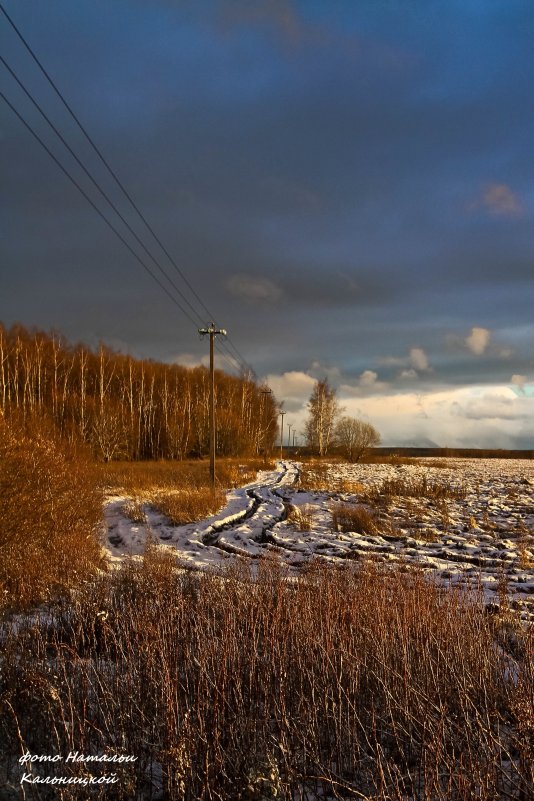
top-left (0, 323), bottom-right (279, 461)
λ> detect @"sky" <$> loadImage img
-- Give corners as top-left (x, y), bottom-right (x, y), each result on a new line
top-left (1, 0), bottom-right (534, 447)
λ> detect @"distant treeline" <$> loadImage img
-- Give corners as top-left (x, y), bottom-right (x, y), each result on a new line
top-left (373, 447), bottom-right (534, 460)
top-left (0, 323), bottom-right (279, 461)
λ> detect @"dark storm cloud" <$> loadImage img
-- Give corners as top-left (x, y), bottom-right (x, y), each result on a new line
top-left (1, 0), bottom-right (534, 427)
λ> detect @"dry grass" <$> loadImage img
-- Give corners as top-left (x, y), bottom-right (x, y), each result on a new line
top-left (150, 487), bottom-right (226, 525)
top-left (297, 461), bottom-right (364, 495)
top-left (98, 457), bottom-right (273, 496)
top-left (285, 502), bottom-right (317, 531)
top-left (332, 502), bottom-right (378, 534)
top-left (0, 420), bottom-right (105, 612)
top-left (365, 474), bottom-right (467, 505)
top-left (1, 559), bottom-right (532, 799)
top-left (121, 496), bottom-right (148, 524)
top-left (101, 457), bottom-right (272, 527)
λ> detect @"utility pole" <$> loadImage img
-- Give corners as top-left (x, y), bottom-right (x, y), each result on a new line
top-left (198, 322), bottom-right (227, 488)
top-left (260, 388), bottom-right (272, 460)
top-left (279, 409), bottom-right (286, 460)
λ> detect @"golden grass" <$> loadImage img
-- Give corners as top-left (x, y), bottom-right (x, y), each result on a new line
top-left (1, 560), bottom-right (532, 798)
top-left (285, 502), bottom-right (317, 531)
top-left (0, 420), bottom-right (105, 612)
top-left (98, 456), bottom-right (274, 495)
top-left (99, 457), bottom-right (272, 527)
top-left (331, 502), bottom-right (378, 534)
top-left (150, 487), bottom-right (226, 525)
top-left (365, 474), bottom-right (467, 504)
top-left (297, 461), bottom-right (364, 494)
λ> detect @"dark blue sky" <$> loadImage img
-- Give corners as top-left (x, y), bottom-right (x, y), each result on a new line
top-left (1, 0), bottom-right (534, 445)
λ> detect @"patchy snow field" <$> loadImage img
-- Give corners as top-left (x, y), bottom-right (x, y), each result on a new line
top-left (104, 458), bottom-right (534, 619)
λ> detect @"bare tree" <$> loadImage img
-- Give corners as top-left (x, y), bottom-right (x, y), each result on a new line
top-left (335, 416), bottom-right (380, 462)
top-left (304, 378), bottom-right (339, 456)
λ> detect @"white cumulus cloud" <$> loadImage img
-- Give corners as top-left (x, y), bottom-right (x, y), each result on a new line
top-left (262, 370), bottom-right (316, 411)
top-left (465, 327), bottom-right (490, 355)
top-left (409, 347), bottom-right (429, 371)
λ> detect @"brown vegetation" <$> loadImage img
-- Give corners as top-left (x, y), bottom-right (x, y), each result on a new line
top-left (0, 322), bottom-right (278, 461)
top-left (150, 487), bottom-right (226, 526)
top-left (285, 502), bottom-right (317, 531)
top-left (98, 456), bottom-right (274, 495)
top-left (0, 559), bottom-right (532, 799)
top-left (297, 460), bottom-right (364, 495)
top-left (365, 474), bottom-right (467, 504)
top-left (100, 457), bottom-right (273, 526)
top-left (331, 502), bottom-right (378, 534)
top-left (0, 419), bottom-right (104, 611)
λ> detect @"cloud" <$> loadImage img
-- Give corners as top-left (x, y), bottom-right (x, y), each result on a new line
top-left (339, 371), bottom-right (389, 396)
top-left (465, 327), bottom-right (490, 355)
top-left (400, 368), bottom-right (418, 380)
top-left (226, 274), bottom-right (284, 303)
top-left (339, 386), bottom-right (534, 448)
top-left (454, 392), bottom-right (528, 421)
top-left (378, 347), bottom-right (429, 374)
top-left (409, 347), bottom-right (428, 371)
top-left (473, 183), bottom-right (524, 218)
top-left (262, 370), bottom-right (316, 411)
top-left (359, 369), bottom-right (378, 387)
top-left (171, 352), bottom-right (210, 368)
top-left (308, 361), bottom-right (342, 381)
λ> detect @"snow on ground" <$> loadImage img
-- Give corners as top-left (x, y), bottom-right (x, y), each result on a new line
top-left (103, 458), bottom-right (534, 619)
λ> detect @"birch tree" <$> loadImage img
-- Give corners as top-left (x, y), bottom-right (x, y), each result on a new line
top-left (304, 379), bottom-right (339, 456)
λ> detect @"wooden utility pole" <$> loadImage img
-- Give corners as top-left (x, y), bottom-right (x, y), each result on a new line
top-left (198, 323), bottom-right (226, 487)
top-left (260, 388), bottom-right (272, 460)
top-left (279, 409), bottom-right (286, 460)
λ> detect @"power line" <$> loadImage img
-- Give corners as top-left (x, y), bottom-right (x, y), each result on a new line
top-left (0, 88), bottom-right (203, 327)
top-left (0, 1), bottom-right (256, 375)
top-left (1, 53), bottom-right (210, 330)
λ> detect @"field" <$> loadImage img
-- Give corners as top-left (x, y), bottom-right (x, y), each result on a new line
top-left (103, 457), bottom-right (534, 620)
top-left (1, 455), bottom-right (533, 799)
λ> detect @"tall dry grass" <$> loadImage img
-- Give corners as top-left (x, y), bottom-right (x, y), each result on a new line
top-left (100, 457), bottom-right (274, 525)
top-left (0, 420), bottom-right (105, 612)
top-left (365, 474), bottom-right (467, 505)
top-left (98, 457), bottom-right (274, 495)
top-left (1, 558), bottom-right (532, 799)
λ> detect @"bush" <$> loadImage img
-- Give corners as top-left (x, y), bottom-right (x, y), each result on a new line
top-left (0, 420), bottom-right (105, 611)
top-left (332, 502), bottom-right (378, 534)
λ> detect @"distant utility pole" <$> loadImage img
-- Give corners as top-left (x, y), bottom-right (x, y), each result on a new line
top-left (279, 409), bottom-right (286, 460)
top-left (287, 422), bottom-right (293, 448)
top-left (198, 322), bottom-right (227, 488)
top-left (260, 388), bottom-right (272, 459)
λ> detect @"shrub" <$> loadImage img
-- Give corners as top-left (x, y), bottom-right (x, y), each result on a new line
top-left (285, 502), bottom-right (317, 531)
top-left (0, 419), bottom-right (104, 611)
top-left (332, 502), bottom-right (377, 534)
